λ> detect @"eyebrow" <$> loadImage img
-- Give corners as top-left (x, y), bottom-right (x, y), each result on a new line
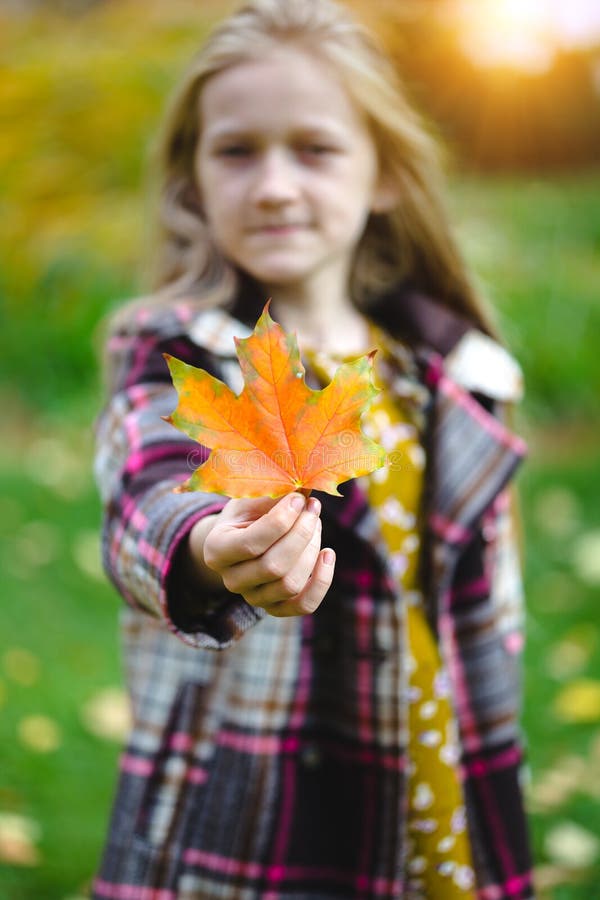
top-left (202, 119), bottom-right (350, 143)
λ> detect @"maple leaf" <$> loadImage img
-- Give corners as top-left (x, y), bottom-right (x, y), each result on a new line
top-left (163, 302), bottom-right (386, 498)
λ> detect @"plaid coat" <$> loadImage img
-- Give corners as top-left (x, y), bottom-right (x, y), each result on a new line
top-left (92, 288), bottom-right (534, 899)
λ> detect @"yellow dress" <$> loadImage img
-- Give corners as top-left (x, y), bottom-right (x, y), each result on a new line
top-left (305, 328), bottom-right (476, 899)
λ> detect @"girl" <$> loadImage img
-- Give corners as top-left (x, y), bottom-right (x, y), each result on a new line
top-left (93, 0), bottom-right (534, 897)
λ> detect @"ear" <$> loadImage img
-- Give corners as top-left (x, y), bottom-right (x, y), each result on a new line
top-left (370, 176), bottom-right (400, 214)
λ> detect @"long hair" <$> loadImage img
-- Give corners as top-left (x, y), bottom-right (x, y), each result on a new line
top-left (140, 0), bottom-right (498, 336)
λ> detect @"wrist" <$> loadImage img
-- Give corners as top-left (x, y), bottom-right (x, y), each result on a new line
top-left (186, 514), bottom-right (223, 591)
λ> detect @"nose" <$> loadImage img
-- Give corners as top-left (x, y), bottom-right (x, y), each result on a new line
top-left (250, 148), bottom-right (299, 208)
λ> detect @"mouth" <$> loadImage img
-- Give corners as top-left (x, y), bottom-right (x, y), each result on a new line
top-left (249, 224), bottom-right (308, 236)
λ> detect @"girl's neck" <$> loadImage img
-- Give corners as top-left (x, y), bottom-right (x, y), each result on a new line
top-left (267, 284), bottom-right (371, 358)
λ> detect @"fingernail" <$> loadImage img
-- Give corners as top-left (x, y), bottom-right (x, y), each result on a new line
top-left (307, 497), bottom-right (321, 516)
top-left (323, 549), bottom-right (335, 566)
top-left (290, 494), bottom-right (305, 512)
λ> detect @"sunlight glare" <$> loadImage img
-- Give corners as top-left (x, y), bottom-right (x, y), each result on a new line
top-left (456, 0), bottom-right (558, 73)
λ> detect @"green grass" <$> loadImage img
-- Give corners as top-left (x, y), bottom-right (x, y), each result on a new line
top-left (450, 171), bottom-right (600, 424)
top-left (519, 450), bottom-right (600, 896)
top-left (1, 174), bottom-right (599, 898)
top-left (0, 464), bottom-right (121, 898)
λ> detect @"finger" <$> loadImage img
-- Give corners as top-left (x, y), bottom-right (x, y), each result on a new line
top-left (221, 501), bottom-right (321, 595)
top-left (226, 497), bottom-right (321, 592)
top-left (266, 548), bottom-right (336, 618)
top-left (244, 518), bottom-right (322, 606)
top-left (205, 492), bottom-right (307, 569)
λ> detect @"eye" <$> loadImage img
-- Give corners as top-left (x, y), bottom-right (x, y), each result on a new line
top-left (216, 144), bottom-right (254, 159)
top-left (299, 144), bottom-right (336, 157)
top-left (296, 142), bottom-right (341, 165)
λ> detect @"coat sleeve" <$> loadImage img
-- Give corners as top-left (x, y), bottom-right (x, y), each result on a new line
top-left (485, 391), bottom-right (527, 665)
top-left (474, 394), bottom-right (528, 740)
top-left (93, 321), bottom-right (265, 649)
top-left (485, 485), bottom-right (526, 662)
top-left (445, 331), bottom-right (527, 666)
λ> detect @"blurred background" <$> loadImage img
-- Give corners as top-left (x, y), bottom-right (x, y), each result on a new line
top-left (0, 0), bottom-right (598, 896)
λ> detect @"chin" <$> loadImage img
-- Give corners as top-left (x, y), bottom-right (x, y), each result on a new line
top-left (244, 259), bottom-right (315, 286)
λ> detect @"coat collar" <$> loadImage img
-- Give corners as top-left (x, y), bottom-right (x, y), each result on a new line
top-left (186, 288), bottom-right (523, 403)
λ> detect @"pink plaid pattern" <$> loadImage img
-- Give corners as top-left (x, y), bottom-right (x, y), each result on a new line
top-left (92, 295), bottom-right (534, 898)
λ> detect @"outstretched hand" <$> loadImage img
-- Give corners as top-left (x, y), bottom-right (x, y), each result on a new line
top-left (189, 493), bottom-right (335, 617)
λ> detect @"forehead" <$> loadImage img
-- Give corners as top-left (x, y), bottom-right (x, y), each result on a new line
top-left (199, 45), bottom-right (367, 139)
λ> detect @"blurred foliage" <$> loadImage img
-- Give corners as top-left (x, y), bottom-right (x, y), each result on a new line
top-left (0, 1), bottom-right (223, 292)
top-left (383, 15), bottom-right (600, 172)
top-left (1, 0), bottom-right (599, 423)
top-left (1, 1), bottom-right (599, 898)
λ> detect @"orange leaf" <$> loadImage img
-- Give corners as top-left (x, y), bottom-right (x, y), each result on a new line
top-left (164, 303), bottom-right (386, 498)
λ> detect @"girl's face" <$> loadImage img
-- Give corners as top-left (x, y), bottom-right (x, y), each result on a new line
top-left (195, 44), bottom-right (390, 300)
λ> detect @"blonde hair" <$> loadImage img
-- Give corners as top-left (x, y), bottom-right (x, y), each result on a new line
top-left (143, 0), bottom-right (497, 336)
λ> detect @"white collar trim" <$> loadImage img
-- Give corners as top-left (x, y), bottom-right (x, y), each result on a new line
top-left (444, 330), bottom-right (524, 402)
top-left (187, 307), bottom-right (252, 356)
